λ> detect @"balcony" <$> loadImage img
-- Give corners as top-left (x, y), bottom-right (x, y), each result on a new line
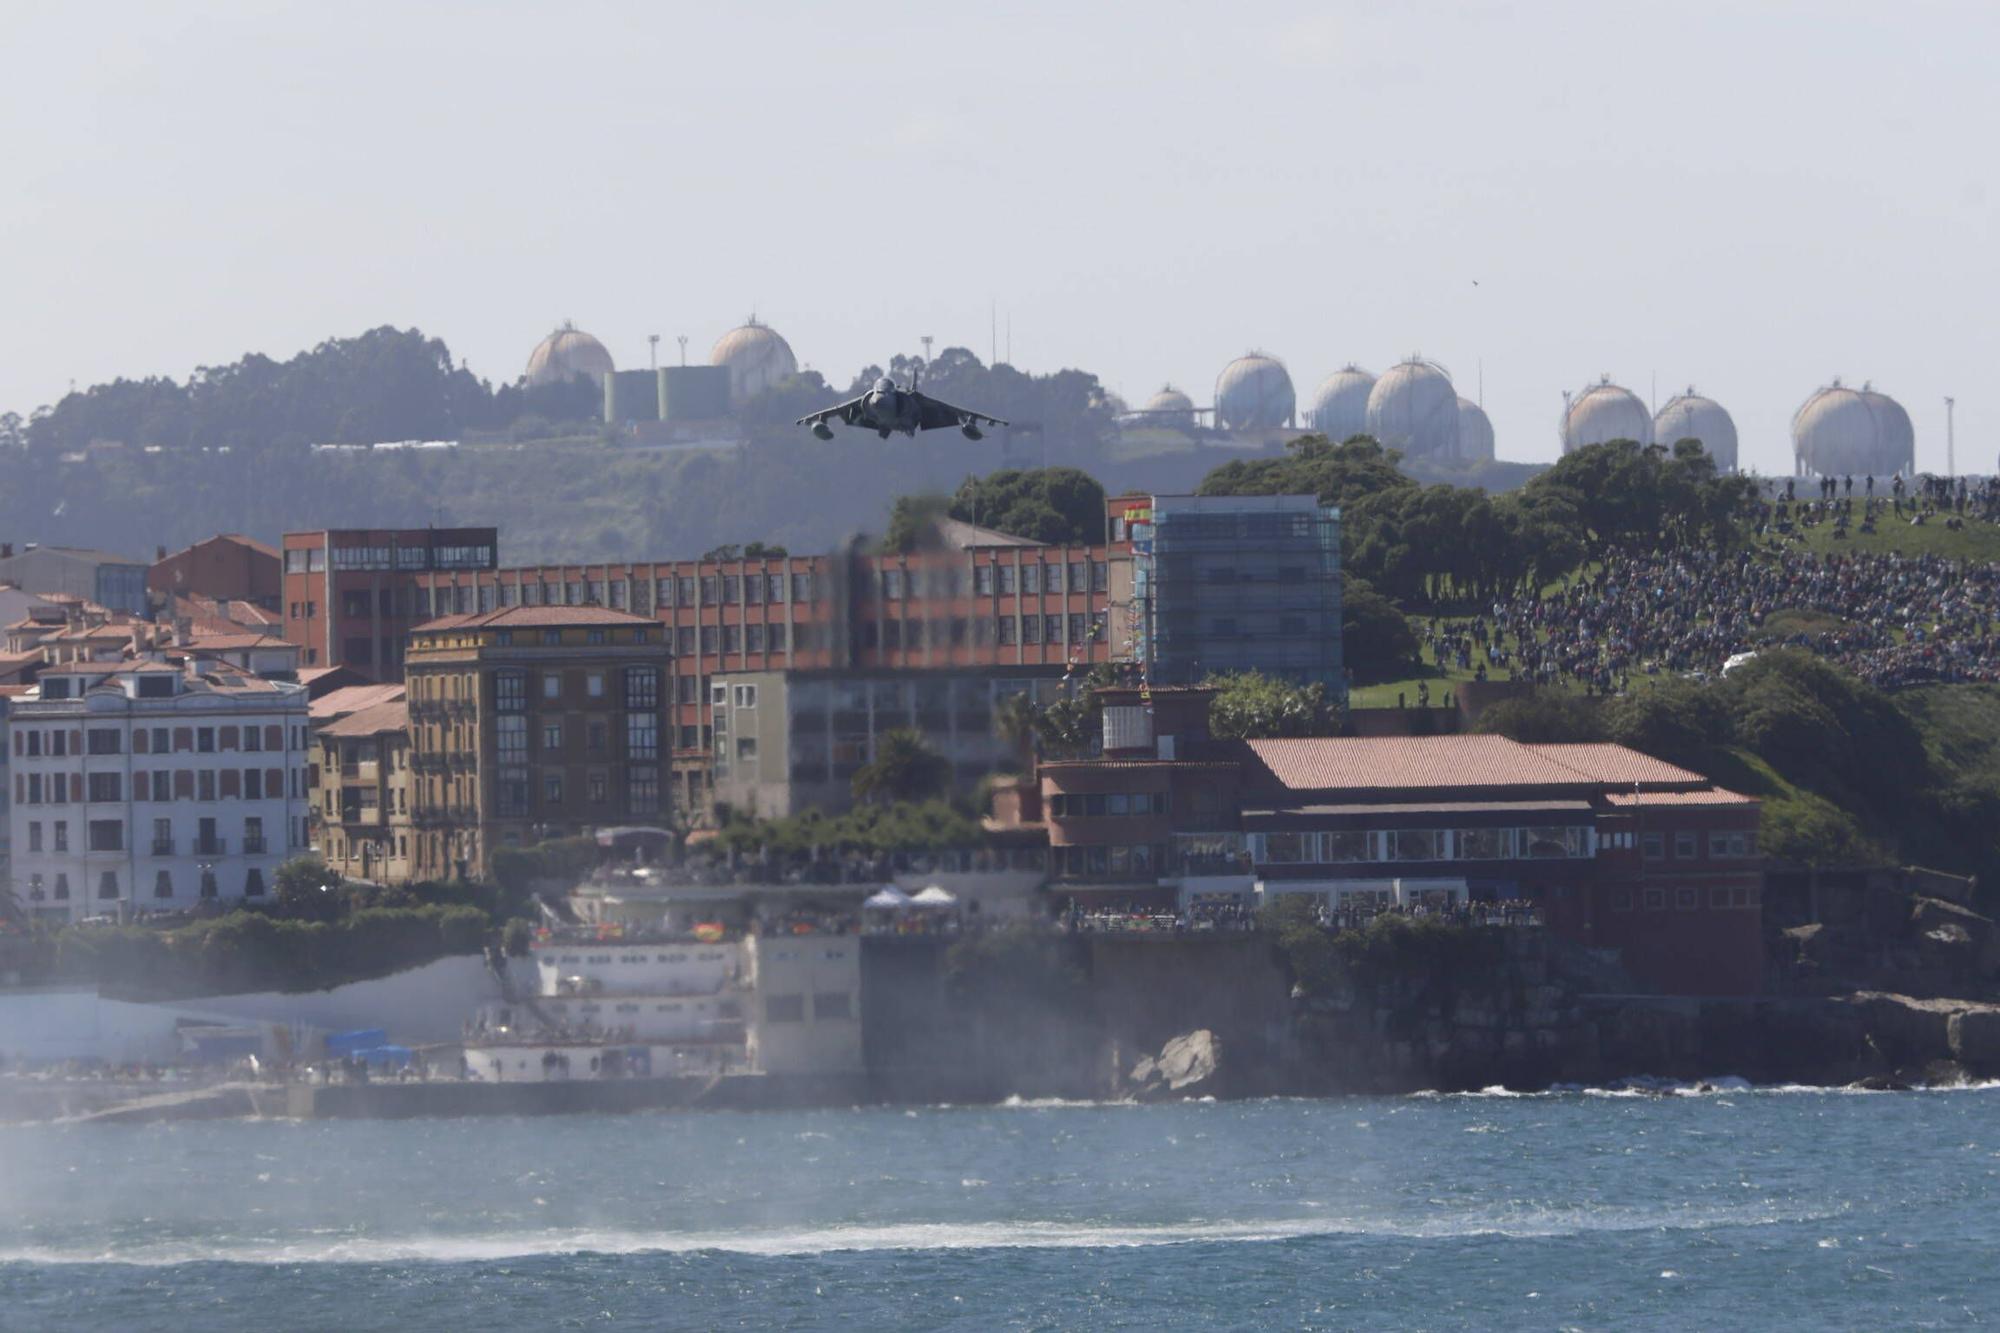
top-left (150, 838), bottom-right (175, 857)
top-left (412, 752), bottom-right (446, 772)
top-left (340, 807), bottom-right (382, 828)
top-left (243, 835), bottom-right (269, 855)
top-left (192, 837), bottom-right (227, 856)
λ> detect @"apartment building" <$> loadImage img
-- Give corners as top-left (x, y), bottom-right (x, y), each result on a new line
top-left (148, 534), bottom-right (282, 612)
top-left (314, 697), bottom-right (415, 885)
top-left (280, 527), bottom-right (498, 678)
top-left (284, 522), bottom-right (1124, 814)
top-left (7, 655), bottom-right (312, 924)
top-left (403, 606), bottom-right (672, 881)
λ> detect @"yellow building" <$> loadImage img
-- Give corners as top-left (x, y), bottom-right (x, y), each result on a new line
top-left (314, 698), bottom-right (415, 884)
top-left (405, 606), bottom-right (672, 881)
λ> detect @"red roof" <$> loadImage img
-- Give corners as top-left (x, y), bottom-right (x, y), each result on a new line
top-left (1242, 735), bottom-right (1601, 793)
top-left (1529, 743), bottom-right (1709, 789)
top-left (412, 605), bottom-right (658, 632)
top-left (318, 698), bottom-right (409, 738)
top-left (311, 682), bottom-right (407, 721)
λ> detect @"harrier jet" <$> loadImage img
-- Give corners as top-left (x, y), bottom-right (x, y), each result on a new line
top-left (797, 375), bottom-right (1007, 441)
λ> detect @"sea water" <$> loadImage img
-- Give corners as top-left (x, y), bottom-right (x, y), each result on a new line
top-left (2, 1086), bottom-right (1998, 1330)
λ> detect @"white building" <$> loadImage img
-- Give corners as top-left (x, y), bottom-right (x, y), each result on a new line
top-left (8, 654), bottom-right (312, 923)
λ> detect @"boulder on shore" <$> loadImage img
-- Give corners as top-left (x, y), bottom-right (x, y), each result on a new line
top-left (1128, 1030), bottom-right (1221, 1101)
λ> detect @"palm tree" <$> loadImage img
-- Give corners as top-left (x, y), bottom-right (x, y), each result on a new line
top-left (850, 729), bottom-right (950, 806)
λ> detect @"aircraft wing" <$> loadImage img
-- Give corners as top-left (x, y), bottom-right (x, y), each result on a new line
top-left (796, 394), bottom-right (868, 427)
top-left (911, 391), bottom-right (1008, 431)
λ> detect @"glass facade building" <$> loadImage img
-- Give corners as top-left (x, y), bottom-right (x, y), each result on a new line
top-left (1138, 494), bottom-right (1343, 691)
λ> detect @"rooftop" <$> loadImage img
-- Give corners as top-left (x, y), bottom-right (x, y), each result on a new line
top-left (1241, 735), bottom-right (1602, 793)
top-left (311, 682), bottom-right (407, 721)
top-left (1530, 743), bottom-right (1710, 789)
top-left (412, 605), bottom-right (659, 634)
top-left (318, 698), bottom-right (410, 738)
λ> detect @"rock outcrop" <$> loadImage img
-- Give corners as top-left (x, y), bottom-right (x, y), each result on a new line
top-left (1127, 1030), bottom-right (1222, 1101)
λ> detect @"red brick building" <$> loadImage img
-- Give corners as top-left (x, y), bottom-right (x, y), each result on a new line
top-left (149, 534), bottom-right (282, 612)
top-left (1026, 690), bottom-right (1764, 997)
top-left (282, 524), bottom-right (1128, 811)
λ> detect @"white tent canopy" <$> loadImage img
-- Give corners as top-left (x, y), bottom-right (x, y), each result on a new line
top-left (864, 886), bottom-right (914, 911)
top-left (910, 885), bottom-right (959, 908)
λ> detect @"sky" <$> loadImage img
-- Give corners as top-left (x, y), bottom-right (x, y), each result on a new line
top-left (1, 0), bottom-right (1994, 475)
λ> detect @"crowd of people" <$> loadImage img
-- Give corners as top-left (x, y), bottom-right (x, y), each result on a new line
top-left (1436, 540), bottom-right (2000, 693)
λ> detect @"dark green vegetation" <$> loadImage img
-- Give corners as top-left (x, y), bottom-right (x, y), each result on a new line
top-left (711, 800), bottom-right (985, 858)
top-left (1199, 435), bottom-right (1756, 611)
top-left (1475, 654), bottom-right (2000, 898)
top-left (886, 467), bottom-right (1108, 551)
top-left (1202, 670), bottom-right (1343, 740)
top-left (10, 856), bottom-right (536, 1000)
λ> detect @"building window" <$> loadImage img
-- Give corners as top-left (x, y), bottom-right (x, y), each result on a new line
top-left (813, 992), bottom-right (852, 1021)
top-left (997, 618), bottom-right (1016, 645)
top-left (52, 822), bottom-right (67, 852)
top-left (87, 728), bottom-right (121, 755)
top-left (736, 737), bottom-right (757, 762)
top-left (621, 667), bottom-right (660, 710)
top-left (629, 767), bottom-right (660, 816)
top-left (87, 773), bottom-right (122, 803)
top-left (495, 670), bottom-right (526, 710)
top-left (544, 774), bottom-right (563, 805)
top-left (733, 684), bottom-right (757, 709)
top-left (1643, 887), bottom-right (1666, 911)
top-left (154, 870), bottom-right (173, 899)
top-left (974, 565), bottom-right (994, 596)
top-left (586, 672), bottom-right (606, 698)
top-left (1390, 830), bottom-right (1442, 861)
top-left (26, 822), bottom-right (41, 853)
top-left (1674, 831), bottom-right (1698, 859)
top-left (1709, 830), bottom-right (1755, 858)
top-left (1642, 832), bottom-right (1665, 860)
top-left (245, 867), bottom-right (265, 897)
top-left (497, 715), bottom-right (528, 763)
top-left (197, 727), bottom-right (215, 753)
top-left (497, 768), bottom-right (530, 817)
top-left (997, 565), bottom-right (1016, 595)
top-left (1675, 887), bottom-right (1698, 910)
top-left (588, 774), bottom-right (607, 804)
top-left (97, 871), bottom-right (119, 900)
top-left (627, 714), bottom-right (659, 761)
top-left (1610, 887), bottom-right (1634, 912)
top-left (764, 994), bottom-right (805, 1024)
top-left (791, 573), bottom-right (812, 602)
top-left (543, 722), bottom-right (563, 751)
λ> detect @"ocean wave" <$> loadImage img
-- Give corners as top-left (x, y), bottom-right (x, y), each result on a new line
top-left (0, 1205), bottom-right (1838, 1267)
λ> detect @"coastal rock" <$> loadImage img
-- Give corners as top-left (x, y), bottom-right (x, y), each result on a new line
top-left (1948, 1008), bottom-right (2000, 1073)
top-left (1129, 1030), bottom-right (1221, 1101)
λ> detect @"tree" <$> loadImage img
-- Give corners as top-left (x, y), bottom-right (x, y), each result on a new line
top-left (1204, 671), bottom-right (1342, 739)
top-left (1471, 692), bottom-right (1605, 743)
top-left (851, 729), bottom-right (952, 805)
top-left (1341, 576), bottom-right (1420, 682)
top-left (272, 856), bottom-right (349, 922)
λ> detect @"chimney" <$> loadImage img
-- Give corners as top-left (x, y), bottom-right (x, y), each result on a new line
top-left (156, 545), bottom-right (167, 560)
top-left (0, 544), bottom-right (12, 559)
top-left (174, 616), bottom-right (193, 647)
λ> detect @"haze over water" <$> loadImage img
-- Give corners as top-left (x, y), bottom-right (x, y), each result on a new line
top-left (3, 1089), bottom-right (1997, 1330)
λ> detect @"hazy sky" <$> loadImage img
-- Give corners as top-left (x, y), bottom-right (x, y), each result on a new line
top-left (3, 1), bottom-right (1994, 474)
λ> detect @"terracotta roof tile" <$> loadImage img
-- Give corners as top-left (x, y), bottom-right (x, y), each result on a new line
top-left (411, 605), bottom-right (658, 632)
top-left (1530, 743), bottom-right (1710, 788)
top-left (318, 698), bottom-right (409, 737)
top-left (311, 682), bottom-right (407, 720)
top-left (1241, 735), bottom-right (1603, 793)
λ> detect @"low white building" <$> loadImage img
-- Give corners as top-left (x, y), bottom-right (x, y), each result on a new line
top-left (8, 653), bottom-right (312, 923)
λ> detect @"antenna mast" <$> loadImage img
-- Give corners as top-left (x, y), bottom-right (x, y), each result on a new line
top-left (1946, 396), bottom-right (1956, 478)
